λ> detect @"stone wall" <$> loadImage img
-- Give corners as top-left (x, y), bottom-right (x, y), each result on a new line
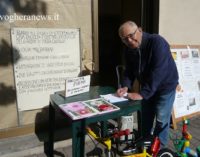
top-left (0, 0), bottom-right (93, 130)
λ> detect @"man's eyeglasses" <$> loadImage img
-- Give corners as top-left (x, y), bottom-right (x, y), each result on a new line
top-left (121, 29), bottom-right (138, 43)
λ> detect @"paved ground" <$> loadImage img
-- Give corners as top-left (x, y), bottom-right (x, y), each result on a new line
top-left (0, 116), bottom-right (199, 157)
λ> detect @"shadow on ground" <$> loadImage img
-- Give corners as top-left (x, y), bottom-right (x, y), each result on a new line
top-left (35, 106), bottom-right (72, 157)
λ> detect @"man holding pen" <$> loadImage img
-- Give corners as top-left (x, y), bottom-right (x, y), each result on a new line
top-left (116, 21), bottom-right (179, 147)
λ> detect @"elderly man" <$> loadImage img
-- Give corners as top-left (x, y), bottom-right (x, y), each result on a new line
top-left (116, 21), bottom-right (179, 147)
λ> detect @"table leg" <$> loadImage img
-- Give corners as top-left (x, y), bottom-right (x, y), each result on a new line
top-left (72, 120), bottom-right (86, 157)
top-left (100, 121), bottom-right (108, 137)
top-left (137, 110), bottom-right (142, 137)
top-left (49, 103), bottom-right (55, 157)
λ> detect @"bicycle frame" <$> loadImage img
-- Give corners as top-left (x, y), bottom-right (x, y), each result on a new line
top-left (121, 148), bottom-right (152, 157)
top-left (86, 127), bottom-right (112, 156)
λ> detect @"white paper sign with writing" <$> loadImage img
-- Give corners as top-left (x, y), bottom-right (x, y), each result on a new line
top-left (65, 75), bottom-right (91, 97)
top-left (11, 28), bottom-right (81, 111)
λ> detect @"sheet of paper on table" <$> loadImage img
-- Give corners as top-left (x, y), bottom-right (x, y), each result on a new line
top-left (59, 98), bottom-right (120, 120)
top-left (100, 93), bottom-right (128, 103)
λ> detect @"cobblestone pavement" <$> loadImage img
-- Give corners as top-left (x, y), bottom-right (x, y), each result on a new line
top-left (1, 116), bottom-right (200, 157)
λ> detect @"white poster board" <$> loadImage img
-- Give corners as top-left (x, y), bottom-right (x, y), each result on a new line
top-left (171, 47), bottom-right (200, 119)
top-left (11, 28), bottom-right (81, 111)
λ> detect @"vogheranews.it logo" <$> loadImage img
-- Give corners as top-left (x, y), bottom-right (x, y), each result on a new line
top-left (0, 13), bottom-right (59, 23)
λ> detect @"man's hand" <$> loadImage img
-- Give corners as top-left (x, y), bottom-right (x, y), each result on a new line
top-left (127, 93), bottom-right (143, 100)
top-left (116, 87), bottom-right (128, 97)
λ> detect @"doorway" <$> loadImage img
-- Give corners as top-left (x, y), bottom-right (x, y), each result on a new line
top-left (98, 0), bottom-right (159, 87)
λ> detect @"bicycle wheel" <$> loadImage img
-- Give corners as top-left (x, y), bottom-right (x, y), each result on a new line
top-left (156, 148), bottom-right (176, 157)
